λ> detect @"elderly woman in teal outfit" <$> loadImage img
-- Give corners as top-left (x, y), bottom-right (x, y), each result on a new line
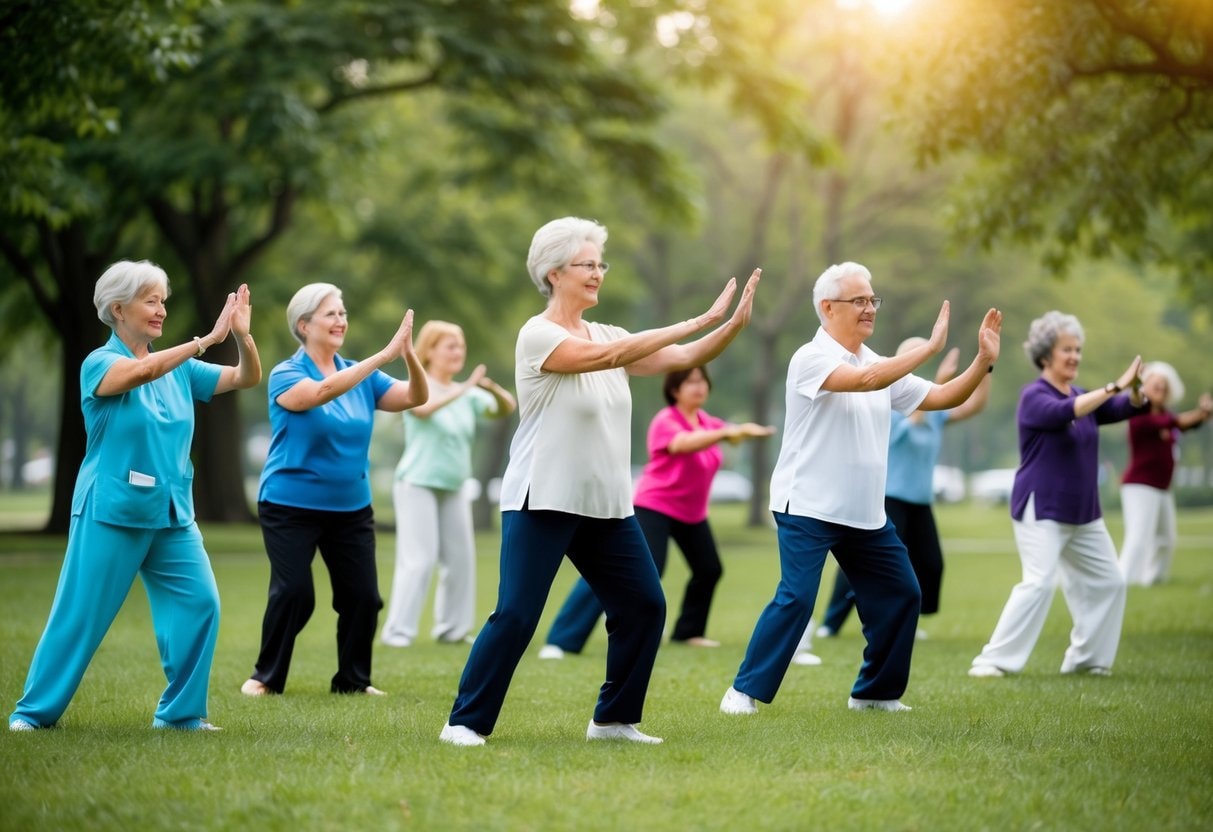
top-left (9, 260), bottom-right (261, 732)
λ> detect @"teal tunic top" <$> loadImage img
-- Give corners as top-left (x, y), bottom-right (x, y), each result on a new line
top-left (72, 332), bottom-right (222, 528)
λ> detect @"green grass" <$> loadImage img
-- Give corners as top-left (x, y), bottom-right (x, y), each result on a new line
top-left (2, 502), bottom-right (1212, 831)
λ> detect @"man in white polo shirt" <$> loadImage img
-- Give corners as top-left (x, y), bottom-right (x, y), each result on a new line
top-left (721, 262), bottom-right (1001, 714)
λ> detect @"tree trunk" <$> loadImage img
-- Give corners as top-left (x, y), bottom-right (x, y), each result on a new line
top-left (472, 416), bottom-right (515, 531)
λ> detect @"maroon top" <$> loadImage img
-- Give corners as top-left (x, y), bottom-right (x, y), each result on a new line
top-left (1122, 411), bottom-right (1181, 490)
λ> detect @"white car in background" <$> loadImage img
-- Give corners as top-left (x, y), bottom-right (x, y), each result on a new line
top-left (969, 468), bottom-right (1017, 504)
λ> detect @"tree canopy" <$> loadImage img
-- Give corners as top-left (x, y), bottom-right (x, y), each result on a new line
top-left (894, 0), bottom-right (1213, 306)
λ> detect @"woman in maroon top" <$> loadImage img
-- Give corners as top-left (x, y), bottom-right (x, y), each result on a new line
top-left (1118, 362), bottom-right (1213, 586)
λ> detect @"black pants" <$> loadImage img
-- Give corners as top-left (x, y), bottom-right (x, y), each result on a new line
top-left (822, 496), bottom-right (944, 632)
top-left (251, 501), bottom-right (383, 693)
top-left (638, 507), bottom-right (723, 641)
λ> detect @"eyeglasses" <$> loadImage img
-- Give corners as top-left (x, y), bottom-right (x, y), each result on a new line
top-left (568, 261), bottom-right (610, 274)
top-left (828, 296), bottom-right (881, 311)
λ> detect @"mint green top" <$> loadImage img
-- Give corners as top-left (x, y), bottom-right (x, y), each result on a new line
top-left (395, 386), bottom-right (496, 491)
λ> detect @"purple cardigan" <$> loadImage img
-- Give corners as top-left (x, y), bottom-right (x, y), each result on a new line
top-left (1010, 377), bottom-right (1143, 524)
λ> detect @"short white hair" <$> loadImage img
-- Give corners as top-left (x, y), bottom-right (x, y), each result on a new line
top-left (1023, 311), bottom-right (1084, 369)
top-left (94, 260), bottom-right (170, 328)
top-left (812, 262), bottom-right (872, 323)
top-left (1142, 361), bottom-right (1184, 407)
top-left (526, 217), bottom-right (608, 299)
top-left (286, 283), bottom-right (342, 345)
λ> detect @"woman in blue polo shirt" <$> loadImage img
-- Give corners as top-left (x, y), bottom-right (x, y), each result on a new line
top-left (9, 260), bottom-right (261, 732)
top-left (241, 283), bottom-right (427, 697)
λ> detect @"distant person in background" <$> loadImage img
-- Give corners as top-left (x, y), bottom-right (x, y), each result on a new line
top-left (241, 283), bottom-right (427, 697)
top-left (720, 261), bottom-right (1001, 718)
top-left (10, 260), bottom-right (261, 732)
top-left (538, 365), bottom-right (774, 660)
top-left (439, 216), bottom-right (760, 746)
top-left (815, 340), bottom-right (991, 642)
top-left (970, 311), bottom-right (1144, 679)
top-left (380, 320), bottom-right (515, 648)
top-left (1118, 361), bottom-right (1212, 586)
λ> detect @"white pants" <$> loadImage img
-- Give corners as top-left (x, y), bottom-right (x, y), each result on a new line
top-left (381, 480), bottom-right (477, 644)
top-left (1118, 484), bottom-right (1176, 586)
top-left (972, 496), bottom-right (1126, 674)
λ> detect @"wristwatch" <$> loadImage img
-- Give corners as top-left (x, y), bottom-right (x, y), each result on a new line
top-left (1104, 382), bottom-right (1121, 395)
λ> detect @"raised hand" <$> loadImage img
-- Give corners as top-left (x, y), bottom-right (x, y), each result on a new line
top-left (383, 310), bottom-right (414, 363)
top-left (728, 269), bottom-right (762, 330)
top-left (1115, 355), bottom-right (1143, 392)
top-left (935, 347), bottom-right (961, 384)
top-left (927, 301), bottom-right (951, 354)
top-left (465, 363), bottom-right (488, 389)
top-left (696, 277), bottom-right (738, 330)
top-left (229, 284), bottom-right (252, 338)
top-left (976, 308), bottom-right (1002, 365)
top-left (207, 291), bottom-right (238, 345)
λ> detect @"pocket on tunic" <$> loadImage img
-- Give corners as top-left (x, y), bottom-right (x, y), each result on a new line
top-left (93, 474), bottom-right (169, 528)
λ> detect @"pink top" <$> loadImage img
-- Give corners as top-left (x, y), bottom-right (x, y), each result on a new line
top-left (633, 405), bottom-right (725, 524)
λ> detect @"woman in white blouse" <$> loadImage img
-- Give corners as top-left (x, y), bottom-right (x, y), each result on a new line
top-left (439, 217), bottom-right (760, 746)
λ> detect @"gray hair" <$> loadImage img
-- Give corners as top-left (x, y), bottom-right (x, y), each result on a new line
top-left (526, 217), bottom-right (608, 299)
top-left (1023, 310), bottom-right (1084, 368)
top-left (287, 282), bottom-right (342, 345)
top-left (94, 260), bottom-right (170, 328)
top-left (812, 262), bottom-right (872, 323)
top-left (1142, 361), bottom-right (1184, 406)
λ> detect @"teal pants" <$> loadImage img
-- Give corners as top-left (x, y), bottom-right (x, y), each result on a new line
top-left (10, 513), bottom-right (220, 728)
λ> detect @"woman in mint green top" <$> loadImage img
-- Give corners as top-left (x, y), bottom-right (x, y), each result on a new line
top-left (381, 320), bottom-right (515, 647)
top-left (10, 260), bottom-right (260, 733)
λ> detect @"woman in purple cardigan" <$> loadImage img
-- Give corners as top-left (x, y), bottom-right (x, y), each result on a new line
top-left (970, 311), bottom-right (1145, 678)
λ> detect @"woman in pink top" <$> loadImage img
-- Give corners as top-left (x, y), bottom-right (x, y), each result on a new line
top-left (1118, 361), bottom-right (1212, 586)
top-left (539, 366), bottom-right (774, 657)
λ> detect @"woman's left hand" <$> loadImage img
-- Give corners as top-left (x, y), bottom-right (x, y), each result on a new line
top-left (230, 284), bottom-right (252, 338)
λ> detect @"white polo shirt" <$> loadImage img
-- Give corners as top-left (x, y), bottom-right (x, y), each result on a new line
top-left (498, 315), bottom-right (634, 519)
top-left (769, 327), bottom-right (931, 529)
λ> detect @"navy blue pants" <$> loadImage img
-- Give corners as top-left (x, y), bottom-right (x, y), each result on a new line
top-left (823, 496), bottom-right (943, 633)
top-left (545, 507), bottom-right (721, 651)
top-left (733, 511), bottom-right (921, 703)
top-left (448, 508), bottom-right (666, 737)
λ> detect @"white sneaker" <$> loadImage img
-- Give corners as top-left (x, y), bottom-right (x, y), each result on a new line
top-left (968, 664), bottom-right (1006, 678)
top-left (240, 678), bottom-right (272, 696)
top-left (538, 644), bottom-right (565, 660)
top-left (381, 633), bottom-right (413, 648)
top-left (720, 686), bottom-right (759, 715)
top-left (847, 697), bottom-right (912, 712)
top-left (152, 717), bottom-right (223, 731)
top-left (815, 625), bottom-right (837, 639)
top-left (586, 720), bottom-right (663, 744)
top-left (791, 651), bottom-right (823, 666)
top-left (361, 686), bottom-right (388, 696)
top-left (9, 719), bottom-right (37, 732)
top-left (439, 722), bottom-right (486, 746)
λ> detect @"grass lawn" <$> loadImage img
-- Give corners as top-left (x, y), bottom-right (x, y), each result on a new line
top-left (1, 500), bottom-right (1211, 831)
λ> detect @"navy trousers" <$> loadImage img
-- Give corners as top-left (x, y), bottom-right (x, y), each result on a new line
top-left (448, 508), bottom-right (666, 736)
top-left (545, 507), bottom-right (721, 651)
top-left (733, 511), bottom-right (921, 703)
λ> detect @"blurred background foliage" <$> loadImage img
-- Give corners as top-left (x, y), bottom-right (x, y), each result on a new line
top-left (2, 0), bottom-right (1211, 530)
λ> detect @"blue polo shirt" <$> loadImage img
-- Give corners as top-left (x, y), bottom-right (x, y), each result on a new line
top-left (72, 332), bottom-right (222, 528)
top-left (885, 410), bottom-right (949, 506)
top-left (258, 349), bottom-right (395, 511)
